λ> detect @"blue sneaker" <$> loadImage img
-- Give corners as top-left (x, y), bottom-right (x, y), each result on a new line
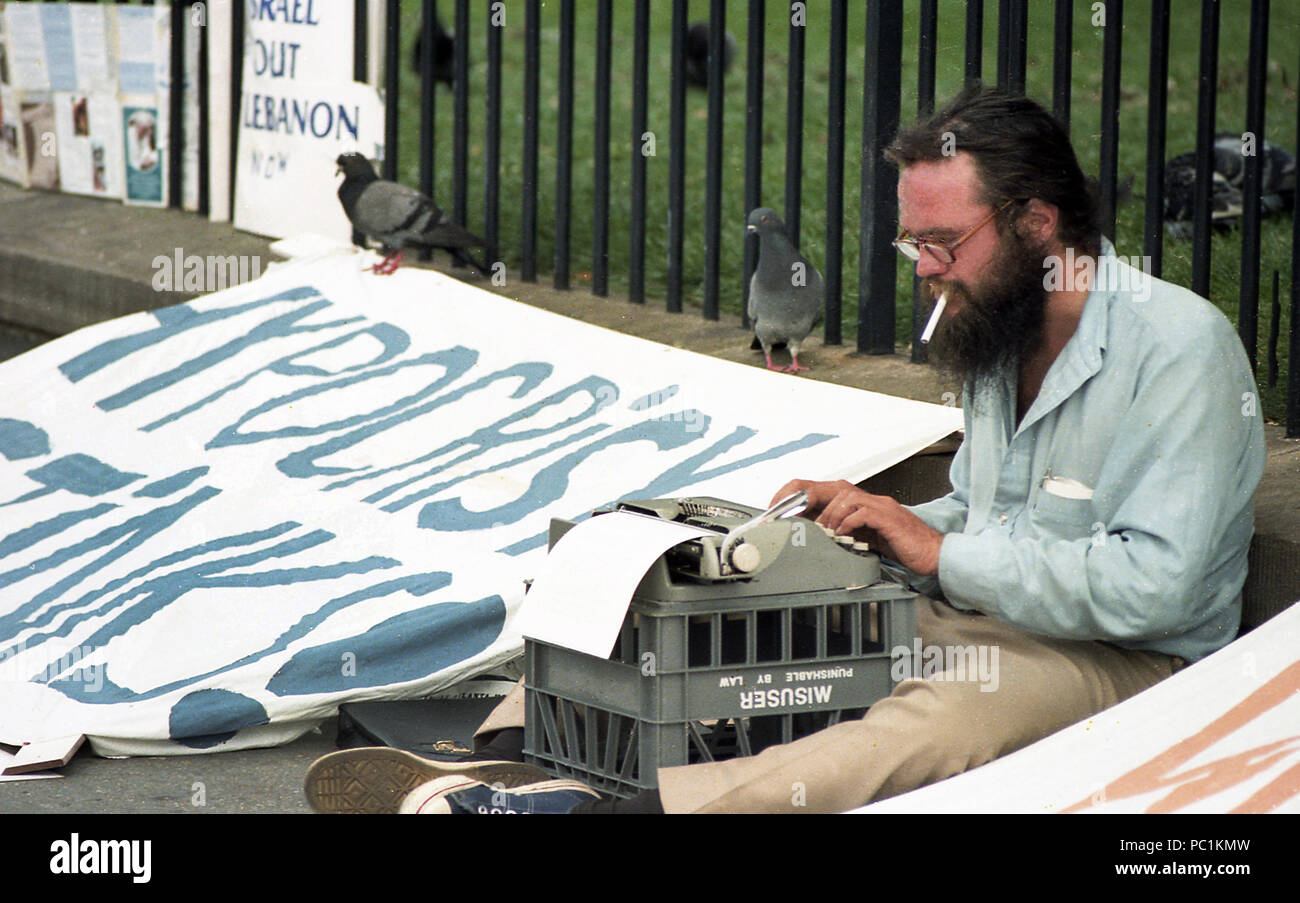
top-left (400, 776), bottom-right (602, 814)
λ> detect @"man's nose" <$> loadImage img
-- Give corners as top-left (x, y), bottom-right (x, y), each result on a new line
top-left (913, 251), bottom-right (949, 279)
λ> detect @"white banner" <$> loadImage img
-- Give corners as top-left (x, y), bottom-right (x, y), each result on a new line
top-left (0, 253), bottom-right (962, 756)
top-left (858, 600), bottom-right (1300, 814)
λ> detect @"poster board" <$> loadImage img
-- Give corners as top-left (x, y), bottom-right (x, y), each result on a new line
top-left (234, 1), bottom-right (382, 241)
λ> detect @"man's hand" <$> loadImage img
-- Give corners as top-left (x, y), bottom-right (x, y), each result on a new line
top-left (770, 479), bottom-right (945, 577)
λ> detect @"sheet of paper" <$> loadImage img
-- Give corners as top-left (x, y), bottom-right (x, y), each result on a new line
top-left (53, 91), bottom-right (124, 198)
top-left (38, 4), bottom-right (80, 92)
top-left (513, 512), bottom-right (712, 659)
top-left (116, 6), bottom-right (160, 95)
top-left (69, 4), bottom-right (113, 93)
top-left (4, 4), bottom-right (50, 91)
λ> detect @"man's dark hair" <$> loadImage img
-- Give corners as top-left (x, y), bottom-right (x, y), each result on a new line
top-left (885, 84), bottom-right (1101, 257)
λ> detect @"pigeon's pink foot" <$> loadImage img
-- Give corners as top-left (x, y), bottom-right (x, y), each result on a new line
top-left (367, 251), bottom-right (403, 275)
top-left (764, 354), bottom-right (783, 371)
top-left (782, 356), bottom-right (810, 373)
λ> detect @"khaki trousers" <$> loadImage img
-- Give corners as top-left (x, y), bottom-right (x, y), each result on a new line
top-left (477, 596), bottom-right (1178, 814)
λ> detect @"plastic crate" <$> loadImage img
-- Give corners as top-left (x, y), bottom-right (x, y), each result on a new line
top-left (524, 578), bottom-right (915, 798)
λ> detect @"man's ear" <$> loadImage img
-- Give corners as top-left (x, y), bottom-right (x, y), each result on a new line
top-left (1016, 198), bottom-right (1060, 243)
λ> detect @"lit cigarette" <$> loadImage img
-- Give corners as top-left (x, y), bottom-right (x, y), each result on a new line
top-left (920, 292), bottom-right (947, 344)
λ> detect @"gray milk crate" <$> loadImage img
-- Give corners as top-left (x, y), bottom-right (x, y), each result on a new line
top-left (523, 497), bottom-right (917, 799)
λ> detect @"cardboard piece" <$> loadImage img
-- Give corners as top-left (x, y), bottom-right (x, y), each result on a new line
top-left (2, 733), bottom-right (85, 776)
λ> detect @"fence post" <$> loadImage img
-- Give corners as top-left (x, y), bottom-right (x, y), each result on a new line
top-left (554, 0), bottom-right (574, 291)
top-left (629, 0), bottom-right (650, 304)
top-left (1191, 0), bottom-right (1219, 300)
top-left (381, 0), bottom-right (399, 182)
top-left (666, 0), bottom-right (687, 313)
top-left (352, 0), bottom-right (368, 249)
top-left (858, 0), bottom-right (902, 355)
top-left (485, 0), bottom-right (502, 270)
top-left (1238, 0), bottom-right (1270, 374)
top-left (230, 0), bottom-right (243, 217)
top-left (997, 0), bottom-right (1027, 95)
top-left (742, 0), bottom-right (764, 329)
top-left (452, 0), bottom-right (469, 227)
top-left (417, 3), bottom-right (436, 261)
top-left (1098, 0), bottom-right (1122, 241)
top-left (823, 0), bottom-right (846, 346)
top-left (1143, 0), bottom-right (1170, 279)
top-left (703, 0), bottom-right (726, 320)
top-left (784, 2), bottom-right (805, 249)
top-left (592, 0), bottom-right (612, 297)
top-left (169, 0), bottom-right (185, 208)
top-left (197, 1), bottom-right (209, 217)
top-left (522, 0), bottom-right (539, 282)
top-left (1052, 0), bottom-right (1072, 132)
top-left (965, 0), bottom-right (983, 86)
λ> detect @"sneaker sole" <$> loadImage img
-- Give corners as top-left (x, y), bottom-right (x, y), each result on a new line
top-left (403, 775), bottom-right (603, 815)
top-left (303, 748), bottom-right (553, 814)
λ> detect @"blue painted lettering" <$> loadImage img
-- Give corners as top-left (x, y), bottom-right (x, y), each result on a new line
top-left (208, 346), bottom-right (477, 454)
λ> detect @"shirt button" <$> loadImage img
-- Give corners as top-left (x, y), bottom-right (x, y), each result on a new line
top-left (998, 513), bottom-right (1009, 526)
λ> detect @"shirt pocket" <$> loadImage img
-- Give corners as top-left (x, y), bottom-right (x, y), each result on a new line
top-left (1031, 490), bottom-right (1099, 540)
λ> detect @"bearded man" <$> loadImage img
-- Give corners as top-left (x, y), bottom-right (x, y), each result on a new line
top-left (304, 86), bottom-right (1266, 815)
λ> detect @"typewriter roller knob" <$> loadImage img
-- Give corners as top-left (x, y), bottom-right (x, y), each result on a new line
top-left (729, 541), bottom-right (763, 574)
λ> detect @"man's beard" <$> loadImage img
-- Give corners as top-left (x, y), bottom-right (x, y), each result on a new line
top-left (924, 229), bottom-right (1050, 387)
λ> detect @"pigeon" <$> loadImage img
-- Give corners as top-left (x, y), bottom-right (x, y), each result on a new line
top-left (747, 207), bottom-right (824, 372)
top-left (335, 153), bottom-right (489, 276)
top-left (1163, 132), bottom-right (1296, 239)
top-left (684, 21), bottom-right (736, 88)
top-left (409, 13), bottom-right (456, 88)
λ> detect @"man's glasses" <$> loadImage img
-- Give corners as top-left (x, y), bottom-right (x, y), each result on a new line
top-left (893, 198), bottom-right (1016, 266)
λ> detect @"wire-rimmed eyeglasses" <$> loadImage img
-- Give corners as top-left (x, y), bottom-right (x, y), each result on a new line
top-left (893, 198), bottom-right (1016, 266)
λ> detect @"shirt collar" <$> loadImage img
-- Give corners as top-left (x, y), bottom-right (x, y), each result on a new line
top-left (1001, 237), bottom-right (1117, 434)
top-left (1069, 236), bottom-right (1119, 373)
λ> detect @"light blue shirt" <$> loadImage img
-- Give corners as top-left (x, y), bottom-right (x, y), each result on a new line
top-left (902, 240), bottom-right (1265, 662)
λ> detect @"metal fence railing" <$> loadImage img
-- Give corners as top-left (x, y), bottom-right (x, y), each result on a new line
top-left (35, 1), bottom-right (1300, 437)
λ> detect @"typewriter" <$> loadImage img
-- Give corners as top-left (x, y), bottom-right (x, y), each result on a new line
top-left (548, 491), bottom-right (890, 604)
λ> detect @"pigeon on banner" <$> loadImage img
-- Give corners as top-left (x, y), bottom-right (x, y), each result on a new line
top-left (684, 21), bottom-right (736, 88)
top-left (336, 153), bottom-right (490, 276)
top-left (747, 207), bottom-right (824, 373)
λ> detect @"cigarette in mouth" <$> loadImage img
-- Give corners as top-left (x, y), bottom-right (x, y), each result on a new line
top-left (920, 292), bottom-right (947, 344)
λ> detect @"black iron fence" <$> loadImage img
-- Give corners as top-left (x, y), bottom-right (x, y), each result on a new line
top-left (55, 1), bottom-right (1300, 437)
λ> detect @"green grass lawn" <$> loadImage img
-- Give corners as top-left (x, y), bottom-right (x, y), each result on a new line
top-left (393, 0), bottom-right (1299, 422)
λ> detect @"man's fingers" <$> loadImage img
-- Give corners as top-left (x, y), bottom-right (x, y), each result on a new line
top-left (769, 479), bottom-right (811, 508)
top-left (814, 485), bottom-right (876, 531)
top-left (770, 479), bottom-right (850, 514)
top-left (837, 506), bottom-right (877, 535)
